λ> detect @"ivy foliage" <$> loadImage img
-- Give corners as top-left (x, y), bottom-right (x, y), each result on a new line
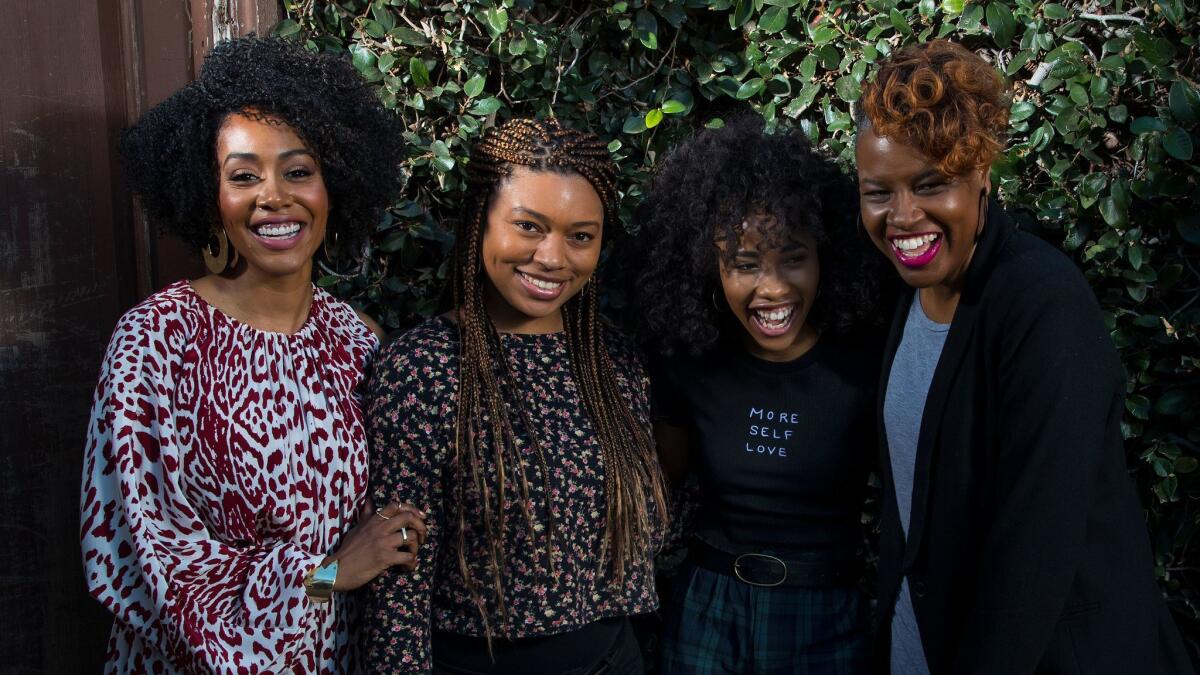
top-left (280, 0), bottom-right (1199, 643)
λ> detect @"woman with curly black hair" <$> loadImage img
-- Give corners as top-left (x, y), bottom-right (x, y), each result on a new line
top-left (636, 115), bottom-right (883, 674)
top-left (80, 37), bottom-right (423, 673)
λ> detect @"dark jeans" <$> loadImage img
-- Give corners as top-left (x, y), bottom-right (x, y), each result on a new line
top-left (432, 617), bottom-right (644, 675)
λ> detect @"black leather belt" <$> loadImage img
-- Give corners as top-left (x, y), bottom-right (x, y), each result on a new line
top-left (688, 539), bottom-right (859, 588)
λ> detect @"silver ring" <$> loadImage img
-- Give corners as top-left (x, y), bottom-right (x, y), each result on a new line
top-left (374, 508), bottom-right (392, 521)
top-left (400, 527), bottom-right (408, 542)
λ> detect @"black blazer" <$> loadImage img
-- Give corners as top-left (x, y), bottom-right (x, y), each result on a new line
top-left (873, 205), bottom-right (1192, 674)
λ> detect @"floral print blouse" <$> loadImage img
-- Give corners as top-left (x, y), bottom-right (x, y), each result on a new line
top-left (361, 316), bottom-right (660, 673)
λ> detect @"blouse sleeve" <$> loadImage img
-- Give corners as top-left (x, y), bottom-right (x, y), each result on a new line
top-left (79, 309), bottom-right (326, 672)
top-left (361, 334), bottom-right (450, 674)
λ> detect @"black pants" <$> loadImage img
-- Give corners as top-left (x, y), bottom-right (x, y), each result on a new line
top-left (432, 617), bottom-right (644, 675)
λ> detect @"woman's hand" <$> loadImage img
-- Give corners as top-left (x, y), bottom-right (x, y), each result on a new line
top-left (329, 501), bottom-right (428, 592)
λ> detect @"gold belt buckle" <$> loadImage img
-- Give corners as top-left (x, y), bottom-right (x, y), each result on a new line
top-left (733, 553), bottom-right (788, 587)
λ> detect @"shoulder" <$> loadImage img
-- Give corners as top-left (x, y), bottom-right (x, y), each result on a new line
top-left (108, 281), bottom-right (205, 352)
top-left (983, 225), bottom-right (1100, 315)
top-left (599, 320), bottom-right (644, 368)
top-left (315, 289), bottom-right (379, 344)
top-left (374, 316), bottom-right (459, 379)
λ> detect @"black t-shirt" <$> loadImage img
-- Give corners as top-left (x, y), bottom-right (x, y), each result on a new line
top-left (653, 335), bottom-right (879, 559)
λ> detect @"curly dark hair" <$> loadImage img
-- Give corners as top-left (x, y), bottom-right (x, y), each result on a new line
top-left (634, 115), bottom-right (883, 358)
top-left (858, 40), bottom-right (1010, 177)
top-left (120, 36), bottom-right (404, 251)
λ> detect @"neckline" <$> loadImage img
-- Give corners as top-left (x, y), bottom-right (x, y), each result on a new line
top-left (433, 313), bottom-right (567, 340)
top-left (182, 279), bottom-right (323, 338)
top-left (735, 335), bottom-right (826, 374)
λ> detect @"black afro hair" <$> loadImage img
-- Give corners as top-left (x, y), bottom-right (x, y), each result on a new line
top-left (633, 115), bottom-right (886, 358)
top-left (120, 36), bottom-right (404, 251)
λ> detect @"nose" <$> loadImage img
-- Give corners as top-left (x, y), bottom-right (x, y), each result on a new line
top-left (886, 191), bottom-right (922, 229)
top-left (256, 173), bottom-right (291, 210)
top-left (532, 234), bottom-right (566, 270)
top-left (756, 267), bottom-right (789, 301)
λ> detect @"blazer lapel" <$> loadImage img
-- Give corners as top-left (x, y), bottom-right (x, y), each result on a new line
top-left (901, 201), bottom-right (1016, 569)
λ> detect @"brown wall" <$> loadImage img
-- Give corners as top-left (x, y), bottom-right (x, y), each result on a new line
top-left (0, 1), bottom-right (276, 670)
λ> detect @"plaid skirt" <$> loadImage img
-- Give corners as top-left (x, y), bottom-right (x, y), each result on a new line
top-left (659, 561), bottom-right (870, 675)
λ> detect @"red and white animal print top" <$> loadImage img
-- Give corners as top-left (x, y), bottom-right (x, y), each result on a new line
top-left (80, 280), bottom-right (379, 674)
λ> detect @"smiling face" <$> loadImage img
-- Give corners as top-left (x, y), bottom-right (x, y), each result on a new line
top-left (215, 113), bottom-right (328, 281)
top-left (717, 215), bottom-right (821, 362)
top-left (855, 127), bottom-right (989, 294)
top-left (480, 166), bottom-right (604, 333)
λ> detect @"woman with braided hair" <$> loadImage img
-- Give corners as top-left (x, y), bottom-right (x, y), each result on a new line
top-left (363, 117), bottom-right (667, 674)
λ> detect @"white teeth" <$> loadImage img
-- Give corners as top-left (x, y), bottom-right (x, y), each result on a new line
top-left (753, 305), bottom-right (794, 325)
top-left (255, 222), bottom-right (302, 238)
top-left (520, 272), bottom-right (564, 291)
top-left (893, 233), bottom-right (938, 251)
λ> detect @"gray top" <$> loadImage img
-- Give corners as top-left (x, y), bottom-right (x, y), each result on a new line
top-left (884, 295), bottom-right (950, 675)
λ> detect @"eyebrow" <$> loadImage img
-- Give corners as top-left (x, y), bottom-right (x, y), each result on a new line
top-left (511, 206), bottom-right (601, 228)
top-left (221, 148), bottom-right (313, 167)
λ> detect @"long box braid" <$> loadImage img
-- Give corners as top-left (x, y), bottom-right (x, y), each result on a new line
top-left (449, 117), bottom-right (668, 636)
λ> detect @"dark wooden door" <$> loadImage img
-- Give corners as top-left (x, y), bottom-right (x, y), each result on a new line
top-left (0, 1), bottom-right (277, 670)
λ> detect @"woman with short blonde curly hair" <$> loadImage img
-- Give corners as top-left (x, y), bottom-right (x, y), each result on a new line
top-left (855, 40), bottom-right (1190, 675)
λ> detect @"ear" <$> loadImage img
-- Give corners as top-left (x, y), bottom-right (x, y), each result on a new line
top-left (979, 165), bottom-right (993, 196)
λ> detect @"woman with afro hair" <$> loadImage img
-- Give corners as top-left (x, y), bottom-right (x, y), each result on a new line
top-left (856, 40), bottom-right (1190, 674)
top-left (635, 115), bottom-right (885, 674)
top-left (80, 37), bottom-right (426, 673)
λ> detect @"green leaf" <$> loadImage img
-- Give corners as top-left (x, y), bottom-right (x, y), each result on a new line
top-left (1043, 3), bottom-right (1070, 18)
top-left (623, 115), bottom-right (648, 134)
top-left (890, 9), bottom-right (912, 36)
top-left (486, 8), bottom-right (509, 36)
top-left (1174, 457), bottom-right (1198, 474)
top-left (941, 0), bottom-right (965, 15)
top-left (759, 5), bottom-right (789, 33)
top-left (1168, 82), bottom-right (1198, 124)
top-left (1099, 197), bottom-right (1127, 227)
top-left (1010, 101), bottom-right (1036, 123)
top-left (1126, 394), bottom-right (1151, 420)
top-left (635, 10), bottom-right (658, 49)
top-left (468, 96), bottom-right (503, 116)
top-left (735, 77), bottom-right (766, 100)
top-left (409, 57), bottom-right (430, 89)
top-left (1163, 127), bottom-right (1193, 160)
top-left (835, 75), bottom-right (861, 102)
top-left (1178, 214), bottom-right (1200, 246)
top-left (645, 108), bottom-right (664, 128)
top-left (362, 19), bottom-right (386, 39)
top-left (985, 3), bottom-right (1016, 47)
top-left (1130, 116), bottom-right (1167, 134)
top-left (389, 26), bottom-right (429, 46)
top-left (1155, 391), bottom-right (1192, 417)
top-left (316, 274), bottom-right (339, 288)
top-left (607, 139), bottom-right (622, 153)
top-left (464, 73), bottom-right (486, 98)
top-left (661, 99), bottom-right (687, 114)
top-left (731, 0), bottom-right (754, 28)
top-left (1108, 105), bottom-right (1129, 123)
top-left (377, 53), bottom-right (396, 73)
top-left (274, 18), bottom-right (301, 38)
top-left (1134, 33), bottom-right (1174, 66)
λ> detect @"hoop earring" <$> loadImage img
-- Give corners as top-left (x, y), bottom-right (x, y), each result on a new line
top-left (324, 230), bottom-right (339, 261)
top-left (711, 288), bottom-right (726, 312)
top-left (975, 189), bottom-right (988, 244)
top-left (202, 228), bottom-right (238, 274)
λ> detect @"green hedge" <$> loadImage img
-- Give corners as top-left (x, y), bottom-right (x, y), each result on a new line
top-left (279, 0), bottom-right (1199, 644)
